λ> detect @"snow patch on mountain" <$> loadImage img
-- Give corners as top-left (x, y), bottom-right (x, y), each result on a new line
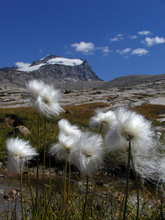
top-left (15, 62), bottom-right (31, 69)
top-left (47, 57), bottom-right (83, 66)
top-left (16, 57), bottom-right (83, 72)
top-left (16, 63), bottom-right (45, 72)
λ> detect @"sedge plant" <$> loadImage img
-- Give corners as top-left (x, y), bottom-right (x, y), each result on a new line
top-left (6, 137), bottom-right (38, 220)
top-left (26, 79), bottom-right (64, 218)
top-left (49, 119), bottom-right (81, 219)
top-left (104, 107), bottom-right (156, 219)
top-left (69, 131), bottom-right (104, 219)
top-left (3, 82), bottom-right (165, 219)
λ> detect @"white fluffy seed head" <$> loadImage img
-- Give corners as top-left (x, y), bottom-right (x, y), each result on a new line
top-left (89, 109), bottom-right (117, 133)
top-left (6, 137), bottom-right (38, 174)
top-left (105, 107), bottom-right (154, 153)
top-left (36, 86), bottom-right (63, 117)
top-left (105, 128), bottom-right (128, 152)
top-left (133, 147), bottom-right (160, 182)
top-left (26, 79), bottom-right (45, 104)
top-left (49, 132), bottom-right (78, 161)
top-left (69, 131), bottom-right (104, 177)
top-left (26, 79), bottom-right (63, 117)
top-left (104, 107), bottom-right (159, 182)
top-left (58, 119), bottom-right (82, 138)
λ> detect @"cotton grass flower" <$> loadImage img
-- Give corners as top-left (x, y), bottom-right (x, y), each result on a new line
top-left (49, 132), bottom-right (78, 161)
top-left (50, 120), bottom-right (81, 161)
top-left (36, 85), bottom-right (63, 117)
top-left (26, 79), bottom-right (63, 117)
top-left (69, 132), bottom-right (104, 177)
top-left (133, 150), bottom-right (159, 181)
top-left (89, 109), bottom-right (117, 133)
top-left (6, 137), bottom-right (38, 174)
top-left (106, 107), bottom-right (155, 219)
top-left (26, 79), bottom-right (45, 104)
top-left (105, 107), bottom-right (154, 153)
top-left (58, 119), bottom-right (82, 138)
top-left (105, 107), bottom-right (157, 181)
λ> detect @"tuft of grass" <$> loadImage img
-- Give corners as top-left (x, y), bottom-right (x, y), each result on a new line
top-left (0, 102), bottom-right (109, 162)
top-left (0, 107), bottom-right (59, 162)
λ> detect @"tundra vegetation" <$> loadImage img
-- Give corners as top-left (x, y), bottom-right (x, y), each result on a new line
top-left (0, 80), bottom-right (164, 220)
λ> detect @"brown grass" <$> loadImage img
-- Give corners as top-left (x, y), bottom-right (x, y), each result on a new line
top-left (132, 104), bottom-right (165, 120)
top-left (62, 102), bottom-right (110, 127)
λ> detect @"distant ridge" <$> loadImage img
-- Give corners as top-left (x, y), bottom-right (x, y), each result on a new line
top-left (100, 74), bottom-right (165, 89)
top-left (57, 74), bottom-right (165, 90)
top-left (0, 55), bottom-right (164, 90)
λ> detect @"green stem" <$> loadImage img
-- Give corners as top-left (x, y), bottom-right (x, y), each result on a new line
top-left (49, 155), bottom-right (52, 191)
top-left (62, 158), bottom-right (68, 219)
top-left (66, 162), bottom-right (71, 220)
top-left (119, 192), bottom-right (125, 220)
top-left (36, 113), bottom-right (40, 209)
top-left (27, 163), bottom-right (34, 209)
top-left (47, 154), bottom-right (52, 214)
top-left (123, 139), bottom-right (131, 220)
top-left (20, 168), bottom-right (25, 220)
top-left (131, 155), bottom-right (139, 220)
top-left (43, 116), bottom-right (47, 193)
top-left (160, 189), bottom-right (164, 220)
top-left (82, 176), bottom-right (89, 220)
top-left (42, 116), bottom-right (47, 220)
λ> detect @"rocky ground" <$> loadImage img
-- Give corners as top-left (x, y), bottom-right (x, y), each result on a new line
top-left (0, 79), bottom-right (165, 130)
top-left (0, 79), bottom-right (165, 109)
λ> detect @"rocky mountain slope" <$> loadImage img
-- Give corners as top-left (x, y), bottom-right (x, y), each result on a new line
top-left (0, 55), bottom-right (101, 87)
top-left (57, 74), bottom-right (165, 90)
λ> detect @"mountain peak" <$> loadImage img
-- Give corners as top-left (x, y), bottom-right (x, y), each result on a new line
top-left (31, 55), bottom-right (61, 66)
top-left (0, 55), bottom-right (101, 87)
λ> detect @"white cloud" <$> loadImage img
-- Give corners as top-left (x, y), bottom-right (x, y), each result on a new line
top-left (138, 30), bottom-right (152, 36)
top-left (110, 37), bottom-right (119, 42)
top-left (131, 48), bottom-right (149, 56)
top-left (117, 34), bottom-right (124, 39)
top-left (117, 48), bottom-right (131, 55)
top-left (110, 34), bottom-right (124, 42)
top-left (128, 35), bottom-right (138, 39)
top-left (97, 46), bottom-right (111, 56)
top-left (71, 41), bottom-right (95, 54)
top-left (100, 46), bottom-right (110, 53)
top-left (71, 41), bottom-right (110, 56)
top-left (142, 36), bottom-right (165, 47)
top-left (15, 62), bottom-right (31, 69)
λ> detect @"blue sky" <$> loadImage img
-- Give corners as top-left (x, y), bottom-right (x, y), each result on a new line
top-left (1, 0), bottom-right (165, 81)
